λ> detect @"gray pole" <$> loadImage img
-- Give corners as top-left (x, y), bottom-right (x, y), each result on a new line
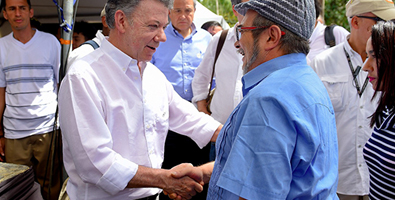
top-left (60, 0), bottom-right (74, 81)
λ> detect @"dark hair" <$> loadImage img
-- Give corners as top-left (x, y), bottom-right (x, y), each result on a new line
top-left (105, 0), bottom-right (174, 29)
top-left (369, 21), bottom-right (395, 127)
top-left (73, 21), bottom-right (97, 41)
top-left (315, 0), bottom-right (322, 20)
top-left (252, 14), bottom-right (310, 55)
top-left (201, 21), bottom-right (222, 31)
top-left (2, 0), bottom-right (32, 10)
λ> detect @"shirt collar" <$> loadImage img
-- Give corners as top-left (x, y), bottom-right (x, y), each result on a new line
top-left (242, 53), bottom-right (307, 96)
top-left (100, 38), bottom-right (145, 74)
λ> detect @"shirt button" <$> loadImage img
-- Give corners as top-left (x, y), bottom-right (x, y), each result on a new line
top-left (184, 75), bottom-right (188, 79)
top-left (146, 125), bottom-right (150, 129)
top-left (359, 164), bottom-right (362, 167)
top-left (358, 145), bottom-right (362, 148)
top-left (358, 126), bottom-right (363, 129)
top-left (185, 89), bottom-right (188, 92)
top-left (184, 63), bottom-right (187, 66)
top-left (360, 106), bottom-right (364, 109)
top-left (183, 50), bottom-right (186, 53)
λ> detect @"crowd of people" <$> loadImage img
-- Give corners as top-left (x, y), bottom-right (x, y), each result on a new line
top-left (1, 0), bottom-right (395, 199)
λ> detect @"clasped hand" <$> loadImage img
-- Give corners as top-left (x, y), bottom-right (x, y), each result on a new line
top-left (163, 163), bottom-right (205, 200)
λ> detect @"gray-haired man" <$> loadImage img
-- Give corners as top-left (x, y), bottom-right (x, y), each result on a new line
top-left (58, 0), bottom-right (222, 199)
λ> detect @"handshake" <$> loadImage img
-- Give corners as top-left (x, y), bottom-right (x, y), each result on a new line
top-left (162, 162), bottom-right (214, 200)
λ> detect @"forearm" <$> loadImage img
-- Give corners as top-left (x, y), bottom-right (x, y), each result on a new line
top-left (127, 165), bottom-right (169, 189)
top-left (197, 162), bottom-right (215, 184)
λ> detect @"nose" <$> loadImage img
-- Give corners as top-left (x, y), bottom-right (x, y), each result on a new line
top-left (234, 40), bottom-right (240, 49)
top-left (15, 7), bottom-right (21, 16)
top-left (362, 58), bottom-right (373, 72)
top-left (155, 28), bottom-right (167, 43)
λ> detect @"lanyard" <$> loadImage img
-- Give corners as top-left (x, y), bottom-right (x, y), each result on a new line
top-left (343, 48), bottom-right (369, 97)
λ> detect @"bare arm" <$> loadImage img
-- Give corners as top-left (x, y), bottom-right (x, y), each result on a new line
top-left (0, 87), bottom-right (5, 161)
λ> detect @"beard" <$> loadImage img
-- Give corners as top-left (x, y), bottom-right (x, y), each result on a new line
top-left (242, 36), bottom-right (261, 75)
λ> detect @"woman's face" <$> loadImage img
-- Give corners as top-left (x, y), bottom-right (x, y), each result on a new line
top-left (363, 37), bottom-right (380, 91)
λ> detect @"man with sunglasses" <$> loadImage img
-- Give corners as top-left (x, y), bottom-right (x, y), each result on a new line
top-left (164, 0), bottom-right (339, 199)
top-left (310, 1), bottom-right (395, 199)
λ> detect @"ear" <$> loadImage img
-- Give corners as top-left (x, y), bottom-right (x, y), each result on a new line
top-left (3, 9), bottom-right (8, 20)
top-left (101, 16), bottom-right (108, 28)
top-left (350, 16), bottom-right (359, 30)
top-left (29, 8), bottom-right (34, 18)
top-left (264, 25), bottom-right (283, 51)
top-left (114, 10), bottom-right (128, 34)
top-left (232, 5), bottom-right (237, 16)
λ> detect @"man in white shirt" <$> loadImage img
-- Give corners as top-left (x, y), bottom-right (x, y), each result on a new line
top-left (58, 0), bottom-right (222, 199)
top-left (66, 5), bottom-right (110, 71)
top-left (192, 0), bottom-right (246, 125)
top-left (307, 0), bottom-right (349, 65)
top-left (310, 0), bottom-right (395, 199)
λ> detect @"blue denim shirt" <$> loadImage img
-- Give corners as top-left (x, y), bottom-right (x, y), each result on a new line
top-left (207, 53), bottom-right (339, 200)
top-left (151, 23), bottom-right (212, 101)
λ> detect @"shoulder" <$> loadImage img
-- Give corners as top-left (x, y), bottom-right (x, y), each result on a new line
top-left (311, 44), bottom-right (345, 68)
top-left (36, 30), bottom-right (61, 49)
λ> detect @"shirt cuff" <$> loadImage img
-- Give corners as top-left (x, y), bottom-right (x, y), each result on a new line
top-left (96, 154), bottom-right (138, 195)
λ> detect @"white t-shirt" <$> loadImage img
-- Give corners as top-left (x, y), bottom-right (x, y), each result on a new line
top-left (0, 30), bottom-right (61, 139)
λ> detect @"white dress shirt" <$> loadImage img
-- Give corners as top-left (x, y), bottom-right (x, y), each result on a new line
top-left (59, 38), bottom-right (220, 200)
top-left (192, 26), bottom-right (243, 124)
top-left (307, 22), bottom-right (349, 65)
top-left (310, 39), bottom-right (378, 196)
top-left (67, 30), bottom-right (107, 72)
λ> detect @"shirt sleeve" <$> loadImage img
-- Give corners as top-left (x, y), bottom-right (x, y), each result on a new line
top-left (58, 63), bottom-right (137, 195)
top-left (191, 34), bottom-right (218, 103)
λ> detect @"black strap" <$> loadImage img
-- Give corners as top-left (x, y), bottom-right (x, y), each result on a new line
top-left (343, 47), bottom-right (369, 97)
top-left (206, 29), bottom-right (228, 101)
top-left (325, 25), bottom-right (336, 47)
top-left (81, 40), bottom-right (100, 49)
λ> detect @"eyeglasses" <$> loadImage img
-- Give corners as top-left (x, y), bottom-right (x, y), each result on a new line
top-left (235, 25), bottom-right (285, 41)
top-left (356, 15), bottom-right (385, 22)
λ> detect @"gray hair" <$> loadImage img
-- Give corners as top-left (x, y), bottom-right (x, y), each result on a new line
top-left (231, 0), bottom-right (242, 6)
top-left (252, 14), bottom-right (310, 55)
top-left (106, 0), bottom-right (174, 29)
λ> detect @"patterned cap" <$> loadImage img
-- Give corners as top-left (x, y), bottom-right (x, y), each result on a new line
top-left (234, 0), bottom-right (316, 40)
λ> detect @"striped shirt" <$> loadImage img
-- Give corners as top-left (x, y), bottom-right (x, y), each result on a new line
top-left (0, 30), bottom-right (60, 139)
top-left (363, 109), bottom-right (395, 199)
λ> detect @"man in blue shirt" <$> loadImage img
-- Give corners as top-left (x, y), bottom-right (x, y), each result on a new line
top-left (151, 0), bottom-right (212, 199)
top-left (164, 0), bottom-right (339, 199)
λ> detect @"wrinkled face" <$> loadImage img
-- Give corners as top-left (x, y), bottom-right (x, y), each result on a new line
top-left (2, 0), bottom-right (33, 31)
top-left (72, 32), bottom-right (86, 50)
top-left (169, 0), bottom-right (195, 33)
top-left (363, 37), bottom-right (380, 90)
top-left (207, 25), bottom-right (222, 35)
top-left (123, 0), bottom-right (168, 62)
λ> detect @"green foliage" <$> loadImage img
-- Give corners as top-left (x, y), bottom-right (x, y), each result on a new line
top-left (199, 0), bottom-right (238, 26)
top-left (324, 0), bottom-right (350, 31)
